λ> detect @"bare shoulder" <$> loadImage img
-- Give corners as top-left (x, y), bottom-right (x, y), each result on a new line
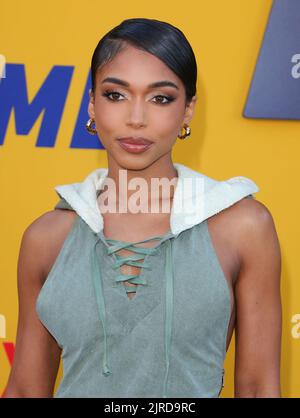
top-left (210, 195), bottom-right (274, 229)
top-left (25, 208), bottom-right (77, 237)
top-left (229, 196), bottom-right (275, 228)
top-left (212, 194), bottom-right (278, 241)
top-left (226, 196), bottom-right (281, 263)
top-left (22, 208), bottom-right (78, 281)
top-left (208, 195), bottom-right (281, 278)
top-left (219, 196), bottom-right (281, 295)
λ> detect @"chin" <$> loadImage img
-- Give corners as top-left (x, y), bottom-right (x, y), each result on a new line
top-left (114, 154), bottom-right (156, 172)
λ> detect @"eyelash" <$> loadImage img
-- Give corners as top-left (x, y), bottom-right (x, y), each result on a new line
top-left (102, 90), bottom-right (175, 105)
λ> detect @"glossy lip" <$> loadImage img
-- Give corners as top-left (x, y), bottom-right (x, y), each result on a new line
top-left (117, 137), bottom-right (154, 145)
top-left (117, 137), bottom-right (154, 154)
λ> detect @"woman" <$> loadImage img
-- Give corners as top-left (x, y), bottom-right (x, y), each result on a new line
top-left (4, 18), bottom-right (281, 398)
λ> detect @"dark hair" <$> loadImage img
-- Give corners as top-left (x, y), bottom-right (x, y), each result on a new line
top-left (91, 18), bottom-right (197, 106)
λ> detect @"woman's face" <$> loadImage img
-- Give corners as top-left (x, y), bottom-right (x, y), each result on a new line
top-left (88, 44), bottom-right (197, 170)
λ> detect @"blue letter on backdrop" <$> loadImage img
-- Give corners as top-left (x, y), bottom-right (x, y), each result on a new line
top-left (0, 64), bottom-right (73, 147)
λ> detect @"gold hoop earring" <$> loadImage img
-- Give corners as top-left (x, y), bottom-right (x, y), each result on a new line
top-left (86, 118), bottom-right (97, 135)
top-left (177, 124), bottom-right (191, 140)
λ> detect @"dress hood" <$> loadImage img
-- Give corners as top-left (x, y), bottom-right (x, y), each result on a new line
top-left (53, 162), bottom-right (259, 233)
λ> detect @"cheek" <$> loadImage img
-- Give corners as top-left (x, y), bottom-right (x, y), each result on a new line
top-left (152, 105), bottom-right (184, 137)
top-left (94, 104), bottom-right (122, 134)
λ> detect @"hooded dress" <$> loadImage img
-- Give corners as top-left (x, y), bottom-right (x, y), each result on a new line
top-left (35, 162), bottom-right (259, 398)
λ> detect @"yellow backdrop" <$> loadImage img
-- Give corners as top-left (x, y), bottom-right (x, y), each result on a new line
top-left (0, 0), bottom-right (299, 397)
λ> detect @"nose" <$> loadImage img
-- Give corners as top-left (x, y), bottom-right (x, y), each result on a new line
top-left (126, 97), bottom-right (147, 128)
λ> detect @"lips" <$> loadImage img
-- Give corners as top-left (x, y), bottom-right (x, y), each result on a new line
top-left (117, 137), bottom-right (154, 145)
top-left (117, 137), bottom-right (154, 154)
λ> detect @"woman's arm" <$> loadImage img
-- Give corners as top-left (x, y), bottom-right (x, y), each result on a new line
top-left (3, 214), bottom-right (63, 398)
top-left (233, 198), bottom-right (282, 398)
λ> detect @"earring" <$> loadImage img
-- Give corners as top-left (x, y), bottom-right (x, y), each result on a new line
top-left (86, 118), bottom-right (97, 135)
top-left (177, 124), bottom-right (191, 140)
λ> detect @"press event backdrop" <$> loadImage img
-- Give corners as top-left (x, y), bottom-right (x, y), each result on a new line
top-left (0, 0), bottom-right (299, 397)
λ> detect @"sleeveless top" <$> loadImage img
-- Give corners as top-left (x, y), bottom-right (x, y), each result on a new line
top-left (35, 162), bottom-right (259, 398)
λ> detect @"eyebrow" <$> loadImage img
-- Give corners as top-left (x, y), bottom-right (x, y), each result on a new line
top-left (101, 77), bottom-right (179, 90)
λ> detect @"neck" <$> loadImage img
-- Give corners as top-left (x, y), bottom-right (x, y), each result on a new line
top-left (99, 154), bottom-right (178, 211)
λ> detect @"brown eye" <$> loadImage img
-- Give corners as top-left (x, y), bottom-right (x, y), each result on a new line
top-left (152, 95), bottom-right (174, 105)
top-left (102, 91), bottom-right (124, 101)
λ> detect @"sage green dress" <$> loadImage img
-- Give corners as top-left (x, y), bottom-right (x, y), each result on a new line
top-left (35, 162), bottom-right (259, 398)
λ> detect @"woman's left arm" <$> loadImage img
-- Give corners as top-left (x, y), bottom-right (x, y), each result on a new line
top-left (233, 198), bottom-right (282, 398)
